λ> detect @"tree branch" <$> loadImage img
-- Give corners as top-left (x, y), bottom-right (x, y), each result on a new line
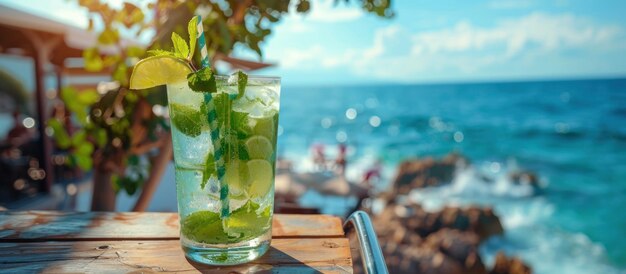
top-left (131, 134), bottom-right (173, 212)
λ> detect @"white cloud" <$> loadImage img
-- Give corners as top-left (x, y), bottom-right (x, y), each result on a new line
top-left (279, 45), bottom-right (324, 69)
top-left (298, 12), bottom-right (626, 82)
top-left (411, 12), bottom-right (622, 58)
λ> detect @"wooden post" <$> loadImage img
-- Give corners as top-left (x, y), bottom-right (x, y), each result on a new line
top-left (21, 30), bottom-right (60, 193)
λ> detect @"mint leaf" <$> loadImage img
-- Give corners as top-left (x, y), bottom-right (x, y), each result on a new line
top-left (171, 32), bottom-right (189, 59)
top-left (170, 103), bottom-right (204, 137)
top-left (188, 16), bottom-right (198, 61)
top-left (187, 67), bottom-right (216, 92)
top-left (235, 70), bottom-right (248, 99)
top-left (147, 49), bottom-right (174, 57)
top-left (201, 152), bottom-right (216, 189)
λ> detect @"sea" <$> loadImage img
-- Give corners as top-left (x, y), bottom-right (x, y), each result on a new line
top-left (1, 77), bottom-right (625, 273)
top-left (276, 78), bottom-right (626, 274)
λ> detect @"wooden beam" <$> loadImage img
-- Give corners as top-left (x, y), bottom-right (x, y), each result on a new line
top-left (20, 29), bottom-right (61, 193)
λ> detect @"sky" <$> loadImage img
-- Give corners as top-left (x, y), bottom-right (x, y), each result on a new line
top-left (1, 0), bottom-right (626, 86)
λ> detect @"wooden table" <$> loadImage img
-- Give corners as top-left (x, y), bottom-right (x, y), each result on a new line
top-left (0, 211), bottom-right (353, 273)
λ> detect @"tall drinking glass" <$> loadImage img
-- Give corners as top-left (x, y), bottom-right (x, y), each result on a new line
top-left (166, 75), bottom-right (280, 265)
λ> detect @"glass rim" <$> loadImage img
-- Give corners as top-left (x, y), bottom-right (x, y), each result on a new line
top-left (215, 75), bottom-right (281, 81)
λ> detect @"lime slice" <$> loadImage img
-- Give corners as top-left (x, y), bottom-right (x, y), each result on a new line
top-left (253, 114), bottom-right (277, 143)
top-left (245, 136), bottom-right (273, 160)
top-left (129, 56), bottom-right (192, 90)
top-left (232, 111), bottom-right (252, 139)
top-left (247, 159), bottom-right (273, 197)
top-left (224, 160), bottom-right (249, 197)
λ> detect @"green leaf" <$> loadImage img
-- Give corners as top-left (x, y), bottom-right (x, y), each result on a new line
top-left (171, 32), bottom-right (189, 59)
top-left (201, 152), bottom-right (217, 189)
top-left (83, 47), bottom-right (103, 72)
top-left (76, 142), bottom-right (94, 156)
top-left (235, 70), bottom-right (248, 99)
top-left (188, 16), bottom-right (198, 61)
top-left (112, 63), bottom-right (129, 87)
top-left (170, 103), bottom-right (205, 137)
top-left (76, 89), bottom-right (99, 105)
top-left (147, 49), bottom-right (175, 57)
top-left (126, 46), bottom-right (145, 58)
top-left (71, 129), bottom-right (87, 146)
top-left (98, 28), bottom-right (120, 45)
top-left (47, 118), bottom-right (71, 149)
top-left (128, 155), bottom-right (140, 165)
top-left (111, 174), bottom-right (121, 193)
top-left (73, 154), bottom-right (92, 171)
top-left (95, 129), bottom-right (107, 147)
top-left (187, 67), bottom-right (216, 92)
top-left (119, 2), bottom-right (144, 28)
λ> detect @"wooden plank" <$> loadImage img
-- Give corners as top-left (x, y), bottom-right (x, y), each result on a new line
top-left (0, 211), bottom-right (345, 240)
top-left (0, 238), bottom-right (352, 273)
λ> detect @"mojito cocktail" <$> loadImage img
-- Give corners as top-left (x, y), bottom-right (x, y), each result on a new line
top-left (168, 76), bottom-right (280, 265)
top-left (129, 16), bottom-right (280, 265)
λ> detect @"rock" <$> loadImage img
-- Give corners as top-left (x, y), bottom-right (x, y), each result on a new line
top-left (391, 153), bottom-right (467, 195)
top-left (371, 202), bottom-right (509, 274)
top-left (424, 229), bottom-right (486, 274)
top-left (508, 171), bottom-right (540, 188)
top-left (489, 252), bottom-right (532, 274)
top-left (385, 246), bottom-right (466, 274)
top-left (400, 204), bottom-right (503, 241)
top-left (508, 171), bottom-right (538, 186)
top-left (471, 207), bottom-right (504, 241)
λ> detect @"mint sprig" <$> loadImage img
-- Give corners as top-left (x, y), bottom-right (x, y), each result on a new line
top-left (187, 67), bottom-right (217, 92)
top-left (169, 103), bottom-right (206, 137)
top-left (187, 16), bottom-right (198, 61)
top-left (236, 70), bottom-right (248, 99)
top-left (171, 32), bottom-right (189, 59)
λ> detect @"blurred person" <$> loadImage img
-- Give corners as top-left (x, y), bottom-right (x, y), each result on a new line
top-left (335, 143), bottom-right (347, 176)
top-left (6, 110), bottom-right (32, 148)
top-left (362, 160), bottom-right (383, 189)
top-left (311, 143), bottom-right (326, 171)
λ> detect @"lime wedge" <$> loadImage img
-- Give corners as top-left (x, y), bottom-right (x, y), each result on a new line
top-left (129, 56), bottom-right (192, 90)
top-left (247, 159), bottom-right (273, 197)
top-left (245, 136), bottom-right (273, 160)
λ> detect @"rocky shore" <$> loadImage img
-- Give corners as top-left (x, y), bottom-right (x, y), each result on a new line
top-left (366, 153), bottom-right (533, 274)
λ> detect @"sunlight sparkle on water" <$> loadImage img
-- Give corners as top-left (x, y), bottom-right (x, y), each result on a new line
top-left (345, 108), bottom-right (357, 120)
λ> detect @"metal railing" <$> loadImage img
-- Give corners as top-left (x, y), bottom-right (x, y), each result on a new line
top-left (343, 211), bottom-right (389, 274)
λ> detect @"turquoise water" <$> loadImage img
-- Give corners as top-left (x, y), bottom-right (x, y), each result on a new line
top-left (277, 78), bottom-right (626, 273)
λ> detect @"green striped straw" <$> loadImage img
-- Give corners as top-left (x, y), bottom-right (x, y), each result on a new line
top-left (196, 15), bottom-right (230, 218)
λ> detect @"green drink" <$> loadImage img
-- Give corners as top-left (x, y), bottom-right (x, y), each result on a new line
top-left (167, 76), bottom-right (280, 265)
top-left (129, 16), bottom-right (280, 265)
